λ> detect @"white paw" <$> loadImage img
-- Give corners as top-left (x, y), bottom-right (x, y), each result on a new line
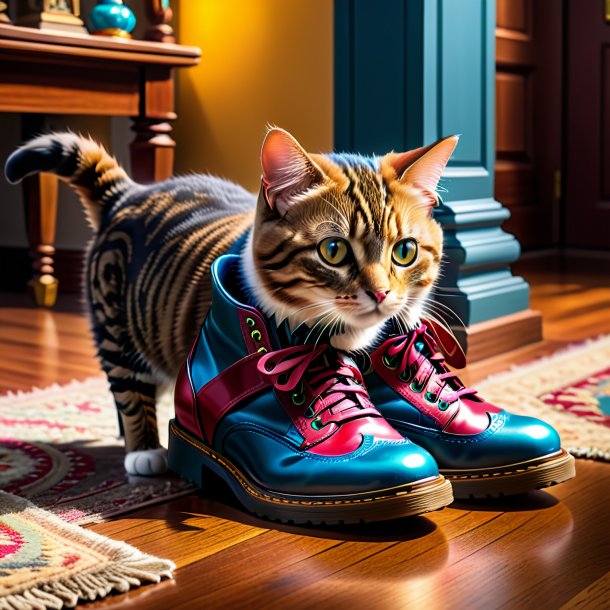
top-left (124, 448), bottom-right (168, 476)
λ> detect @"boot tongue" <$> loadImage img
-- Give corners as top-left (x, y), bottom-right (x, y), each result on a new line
top-left (423, 318), bottom-right (466, 369)
top-left (276, 318), bottom-right (303, 346)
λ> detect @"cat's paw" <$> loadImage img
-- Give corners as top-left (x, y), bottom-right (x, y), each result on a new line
top-left (124, 448), bottom-right (168, 476)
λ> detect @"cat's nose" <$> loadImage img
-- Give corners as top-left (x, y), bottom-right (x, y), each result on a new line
top-left (366, 290), bottom-right (390, 304)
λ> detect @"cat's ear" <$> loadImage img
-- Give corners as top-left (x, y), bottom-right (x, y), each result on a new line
top-left (387, 135), bottom-right (459, 209)
top-left (261, 128), bottom-right (325, 216)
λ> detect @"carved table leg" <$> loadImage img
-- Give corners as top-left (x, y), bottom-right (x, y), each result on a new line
top-left (23, 172), bottom-right (59, 307)
top-left (130, 119), bottom-right (175, 183)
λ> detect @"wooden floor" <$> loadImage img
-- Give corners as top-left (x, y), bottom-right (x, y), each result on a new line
top-left (1, 264), bottom-right (609, 609)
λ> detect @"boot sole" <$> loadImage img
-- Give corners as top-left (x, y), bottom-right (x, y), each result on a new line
top-left (442, 449), bottom-right (576, 499)
top-left (168, 419), bottom-right (453, 524)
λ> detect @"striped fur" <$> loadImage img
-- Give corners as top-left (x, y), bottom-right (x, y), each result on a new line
top-left (5, 133), bottom-right (255, 462)
top-left (4, 128), bottom-right (456, 471)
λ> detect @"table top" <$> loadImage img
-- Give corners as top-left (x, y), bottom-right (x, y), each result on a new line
top-left (0, 23), bottom-right (201, 67)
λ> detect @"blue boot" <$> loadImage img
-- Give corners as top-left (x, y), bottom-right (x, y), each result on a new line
top-left (362, 322), bottom-right (575, 499)
top-left (169, 255), bottom-right (453, 523)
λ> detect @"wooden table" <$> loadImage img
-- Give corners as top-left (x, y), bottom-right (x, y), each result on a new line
top-left (0, 24), bottom-right (200, 306)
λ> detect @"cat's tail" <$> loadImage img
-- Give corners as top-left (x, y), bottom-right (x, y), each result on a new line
top-left (4, 132), bottom-right (135, 231)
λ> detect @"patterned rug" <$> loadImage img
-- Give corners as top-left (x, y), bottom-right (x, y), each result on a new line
top-left (0, 491), bottom-right (174, 609)
top-left (479, 334), bottom-right (610, 461)
top-left (0, 379), bottom-right (194, 526)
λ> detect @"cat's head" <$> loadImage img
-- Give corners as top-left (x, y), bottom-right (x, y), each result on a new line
top-left (244, 128), bottom-right (458, 351)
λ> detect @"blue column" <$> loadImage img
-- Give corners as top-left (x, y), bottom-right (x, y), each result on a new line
top-left (335, 0), bottom-right (531, 332)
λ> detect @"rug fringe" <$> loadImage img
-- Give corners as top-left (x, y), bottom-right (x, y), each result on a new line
top-left (0, 492), bottom-right (175, 610)
top-left (0, 555), bottom-right (174, 610)
top-left (0, 377), bottom-right (108, 401)
top-left (567, 446), bottom-right (610, 461)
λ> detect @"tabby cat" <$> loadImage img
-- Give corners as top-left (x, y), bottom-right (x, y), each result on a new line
top-left (5, 128), bottom-right (457, 475)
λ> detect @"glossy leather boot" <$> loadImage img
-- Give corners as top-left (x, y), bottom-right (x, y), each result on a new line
top-left (169, 255), bottom-right (453, 523)
top-left (363, 322), bottom-right (575, 498)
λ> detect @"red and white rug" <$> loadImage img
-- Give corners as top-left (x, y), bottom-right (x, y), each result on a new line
top-left (0, 378), bottom-right (193, 526)
top-left (478, 335), bottom-right (610, 461)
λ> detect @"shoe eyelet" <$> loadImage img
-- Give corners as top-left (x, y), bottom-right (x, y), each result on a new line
top-left (382, 353), bottom-right (399, 370)
top-left (438, 400), bottom-right (450, 411)
top-left (410, 379), bottom-right (425, 393)
top-left (291, 391), bottom-right (306, 406)
top-left (424, 391), bottom-right (438, 404)
top-left (290, 382), bottom-right (305, 407)
top-left (303, 405), bottom-right (315, 419)
top-left (245, 317), bottom-right (256, 327)
top-left (251, 329), bottom-right (262, 341)
top-left (258, 347), bottom-right (268, 353)
top-left (311, 416), bottom-right (324, 430)
top-left (398, 369), bottom-right (411, 382)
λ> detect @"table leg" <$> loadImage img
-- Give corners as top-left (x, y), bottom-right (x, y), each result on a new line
top-left (23, 172), bottom-right (59, 307)
top-left (130, 118), bottom-right (175, 183)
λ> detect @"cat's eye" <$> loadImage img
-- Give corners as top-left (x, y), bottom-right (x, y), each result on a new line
top-left (318, 237), bottom-right (351, 266)
top-left (392, 239), bottom-right (418, 267)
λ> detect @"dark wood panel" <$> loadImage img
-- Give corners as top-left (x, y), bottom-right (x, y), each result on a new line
top-left (601, 45), bottom-right (610, 201)
top-left (495, 161), bottom-right (535, 204)
top-left (496, 71), bottom-right (530, 158)
top-left (143, 65), bottom-right (176, 118)
top-left (495, 0), bottom-right (562, 249)
top-left (565, 1), bottom-right (610, 247)
top-left (0, 56), bottom-right (139, 115)
top-left (497, 0), bottom-right (529, 34)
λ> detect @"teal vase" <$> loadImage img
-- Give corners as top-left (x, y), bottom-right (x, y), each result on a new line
top-left (88, 0), bottom-right (137, 38)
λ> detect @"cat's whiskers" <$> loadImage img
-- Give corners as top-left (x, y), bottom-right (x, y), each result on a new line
top-left (297, 308), bottom-right (336, 332)
top-left (323, 312), bottom-right (346, 347)
top-left (285, 302), bottom-right (341, 335)
top-left (393, 312), bottom-right (408, 336)
top-left (287, 299), bottom-right (338, 317)
top-left (304, 310), bottom-right (336, 344)
top-left (395, 309), bottom-right (418, 334)
top-left (418, 297), bottom-right (467, 332)
top-left (430, 285), bottom-right (462, 296)
top-left (314, 312), bottom-right (340, 347)
top-left (404, 301), bottom-right (455, 336)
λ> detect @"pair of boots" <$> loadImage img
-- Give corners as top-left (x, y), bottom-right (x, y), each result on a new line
top-left (169, 254), bottom-right (575, 524)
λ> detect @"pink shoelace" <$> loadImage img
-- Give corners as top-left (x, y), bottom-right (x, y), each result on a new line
top-left (257, 344), bottom-right (379, 429)
top-left (383, 325), bottom-right (478, 408)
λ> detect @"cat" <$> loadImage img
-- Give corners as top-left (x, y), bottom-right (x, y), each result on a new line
top-left (5, 128), bottom-right (457, 475)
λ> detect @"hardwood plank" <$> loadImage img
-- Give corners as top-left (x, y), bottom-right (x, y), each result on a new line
top-left (560, 571), bottom-right (610, 609)
top-left (92, 508), bottom-right (270, 570)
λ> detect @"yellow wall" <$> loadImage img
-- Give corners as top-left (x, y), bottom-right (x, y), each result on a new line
top-left (174, 0), bottom-right (334, 192)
